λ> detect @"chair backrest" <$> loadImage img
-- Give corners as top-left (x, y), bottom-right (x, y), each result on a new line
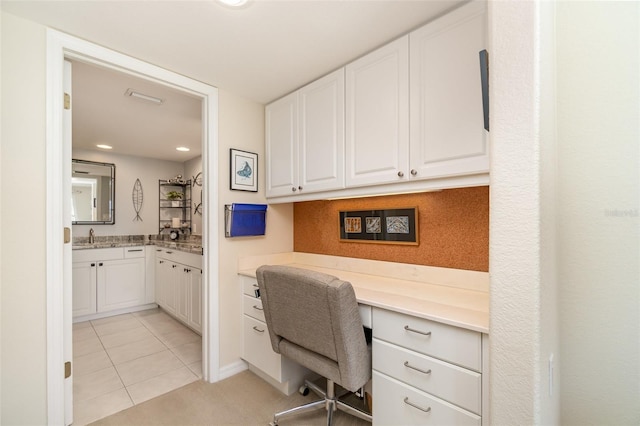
top-left (256, 265), bottom-right (370, 391)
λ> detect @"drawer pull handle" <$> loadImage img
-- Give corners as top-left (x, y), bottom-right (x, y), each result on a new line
top-left (404, 361), bottom-right (431, 375)
top-left (403, 397), bottom-right (431, 413)
top-left (127, 249), bottom-right (143, 252)
top-left (252, 305), bottom-right (263, 311)
top-left (252, 326), bottom-right (265, 333)
top-left (252, 284), bottom-right (259, 288)
top-left (404, 325), bottom-right (432, 336)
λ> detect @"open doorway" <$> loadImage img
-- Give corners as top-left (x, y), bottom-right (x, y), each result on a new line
top-left (46, 29), bottom-right (220, 426)
top-left (69, 58), bottom-right (206, 424)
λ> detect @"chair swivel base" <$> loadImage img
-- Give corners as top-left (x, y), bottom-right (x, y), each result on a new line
top-left (270, 379), bottom-right (372, 426)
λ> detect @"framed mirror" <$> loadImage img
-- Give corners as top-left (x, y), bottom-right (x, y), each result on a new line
top-left (72, 159), bottom-right (115, 224)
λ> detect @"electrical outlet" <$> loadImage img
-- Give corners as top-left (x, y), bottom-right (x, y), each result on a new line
top-left (549, 353), bottom-right (554, 397)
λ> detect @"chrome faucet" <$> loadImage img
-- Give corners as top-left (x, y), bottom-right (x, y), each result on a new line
top-left (89, 228), bottom-right (95, 244)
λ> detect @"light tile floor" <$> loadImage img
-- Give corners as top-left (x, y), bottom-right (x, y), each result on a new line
top-left (73, 308), bottom-right (202, 425)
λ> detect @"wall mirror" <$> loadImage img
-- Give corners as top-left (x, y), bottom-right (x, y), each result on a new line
top-left (72, 159), bottom-right (115, 224)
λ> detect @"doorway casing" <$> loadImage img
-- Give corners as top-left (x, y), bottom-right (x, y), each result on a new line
top-left (46, 29), bottom-right (220, 424)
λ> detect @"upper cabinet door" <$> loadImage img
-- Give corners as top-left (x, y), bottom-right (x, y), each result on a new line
top-left (298, 68), bottom-right (345, 194)
top-left (265, 92), bottom-right (299, 198)
top-left (346, 36), bottom-right (409, 188)
top-left (409, 1), bottom-right (489, 180)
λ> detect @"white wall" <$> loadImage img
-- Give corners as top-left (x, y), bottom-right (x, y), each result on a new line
top-left (0, 11), bottom-right (48, 425)
top-left (556, 2), bottom-right (640, 423)
top-left (216, 88), bottom-right (293, 370)
top-left (72, 149), bottom-right (184, 237)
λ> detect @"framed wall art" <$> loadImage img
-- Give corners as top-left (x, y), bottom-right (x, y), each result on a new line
top-left (339, 207), bottom-right (419, 245)
top-left (230, 148), bottom-right (258, 192)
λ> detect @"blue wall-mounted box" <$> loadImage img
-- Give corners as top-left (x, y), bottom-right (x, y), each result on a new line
top-left (224, 204), bottom-right (267, 237)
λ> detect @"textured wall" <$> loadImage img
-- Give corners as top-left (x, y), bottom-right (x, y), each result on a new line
top-left (294, 186), bottom-right (489, 272)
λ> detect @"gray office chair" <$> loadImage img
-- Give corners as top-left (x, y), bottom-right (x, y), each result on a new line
top-left (256, 265), bottom-right (372, 426)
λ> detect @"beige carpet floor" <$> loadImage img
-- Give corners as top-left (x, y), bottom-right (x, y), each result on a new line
top-left (89, 369), bottom-right (371, 425)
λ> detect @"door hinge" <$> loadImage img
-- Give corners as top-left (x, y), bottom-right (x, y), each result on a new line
top-left (64, 227), bottom-right (71, 244)
top-left (64, 92), bottom-right (71, 110)
top-left (64, 361), bottom-right (71, 379)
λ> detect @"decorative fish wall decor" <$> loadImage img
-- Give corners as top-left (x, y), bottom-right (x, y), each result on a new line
top-left (132, 178), bottom-right (143, 221)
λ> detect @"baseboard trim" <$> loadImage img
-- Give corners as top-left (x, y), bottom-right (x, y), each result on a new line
top-left (218, 359), bottom-right (248, 381)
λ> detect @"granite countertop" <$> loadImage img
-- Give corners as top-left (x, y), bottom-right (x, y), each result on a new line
top-left (72, 240), bottom-right (202, 255)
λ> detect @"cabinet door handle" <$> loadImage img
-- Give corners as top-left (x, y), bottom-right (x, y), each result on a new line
top-left (156, 249), bottom-right (162, 252)
top-left (252, 305), bottom-right (263, 311)
top-left (166, 251), bottom-right (173, 254)
top-left (291, 187), bottom-right (297, 192)
top-left (252, 326), bottom-right (265, 333)
top-left (172, 265), bottom-right (177, 268)
top-left (90, 263), bottom-right (96, 267)
top-left (404, 361), bottom-right (431, 375)
top-left (479, 49), bottom-right (490, 132)
top-left (403, 397), bottom-right (431, 413)
top-left (410, 169), bottom-right (417, 176)
top-left (159, 260), bottom-right (164, 264)
top-left (98, 262), bottom-right (103, 267)
top-left (397, 171), bottom-right (404, 178)
top-left (127, 249), bottom-right (143, 252)
top-left (404, 325), bottom-right (431, 336)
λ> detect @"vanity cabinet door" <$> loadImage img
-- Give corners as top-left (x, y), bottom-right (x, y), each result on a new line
top-left (72, 261), bottom-right (97, 317)
top-left (176, 266), bottom-right (190, 324)
top-left (187, 268), bottom-right (203, 334)
top-left (97, 257), bottom-right (145, 313)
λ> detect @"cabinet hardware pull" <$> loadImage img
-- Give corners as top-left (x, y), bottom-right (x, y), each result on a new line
top-left (403, 397), bottom-right (431, 413)
top-left (253, 284), bottom-right (259, 288)
top-left (397, 171), bottom-right (404, 177)
top-left (156, 249), bottom-right (162, 252)
top-left (403, 361), bottom-right (431, 375)
top-left (159, 260), bottom-right (164, 264)
top-left (291, 187), bottom-right (297, 192)
top-left (91, 263), bottom-right (96, 267)
top-left (166, 251), bottom-right (173, 254)
top-left (298, 186), bottom-right (303, 191)
top-left (252, 326), bottom-right (265, 333)
top-left (98, 262), bottom-right (103, 267)
top-left (410, 169), bottom-right (417, 176)
top-left (127, 249), bottom-right (143, 252)
top-left (404, 325), bottom-right (431, 336)
top-left (172, 265), bottom-right (177, 268)
top-left (252, 305), bottom-right (263, 311)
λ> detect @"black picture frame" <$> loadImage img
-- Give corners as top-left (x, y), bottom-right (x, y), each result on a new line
top-left (339, 207), bottom-right (419, 245)
top-left (230, 149), bottom-right (258, 192)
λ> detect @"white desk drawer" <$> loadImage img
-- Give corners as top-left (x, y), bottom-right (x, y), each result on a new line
top-left (241, 277), bottom-right (260, 298)
top-left (373, 308), bottom-right (481, 371)
top-left (243, 295), bottom-right (265, 322)
top-left (124, 246), bottom-right (145, 258)
top-left (373, 339), bottom-right (481, 415)
top-left (359, 304), bottom-right (372, 328)
top-left (243, 315), bottom-right (281, 379)
top-left (373, 371), bottom-right (480, 426)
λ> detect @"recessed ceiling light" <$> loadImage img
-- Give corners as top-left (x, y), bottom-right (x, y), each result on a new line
top-left (176, 147), bottom-right (190, 152)
top-left (217, 0), bottom-right (249, 8)
top-left (124, 88), bottom-right (163, 105)
top-left (96, 144), bottom-right (113, 150)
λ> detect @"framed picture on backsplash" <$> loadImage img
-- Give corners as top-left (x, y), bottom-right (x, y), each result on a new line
top-left (230, 148), bottom-right (258, 192)
top-left (339, 207), bottom-right (419, 245)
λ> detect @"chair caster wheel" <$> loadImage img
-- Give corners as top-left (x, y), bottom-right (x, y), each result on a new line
top-left (299, 385), bottom-right (310, 396)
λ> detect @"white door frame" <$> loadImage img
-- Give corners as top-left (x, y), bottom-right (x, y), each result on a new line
top-left (46, 29), bottom-right (220, 424)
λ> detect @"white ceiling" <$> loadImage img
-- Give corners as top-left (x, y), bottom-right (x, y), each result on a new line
top-left (2, 0), bottom-right (464, 160)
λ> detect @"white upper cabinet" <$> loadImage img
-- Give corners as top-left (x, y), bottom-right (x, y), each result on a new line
top-left (345, 36), bottom-right (409, 188)
top-left (266, 69), bottom-right (345, 198)
top-left (265, 92), bottom-right (298, 197)
top-left (409, 1), bottom-right (489, 180)
top-left (299, 69), bottom-right (345, 194)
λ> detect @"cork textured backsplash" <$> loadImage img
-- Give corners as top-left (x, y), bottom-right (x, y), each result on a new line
top-left (293, 186), bottom-right (489, 271)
